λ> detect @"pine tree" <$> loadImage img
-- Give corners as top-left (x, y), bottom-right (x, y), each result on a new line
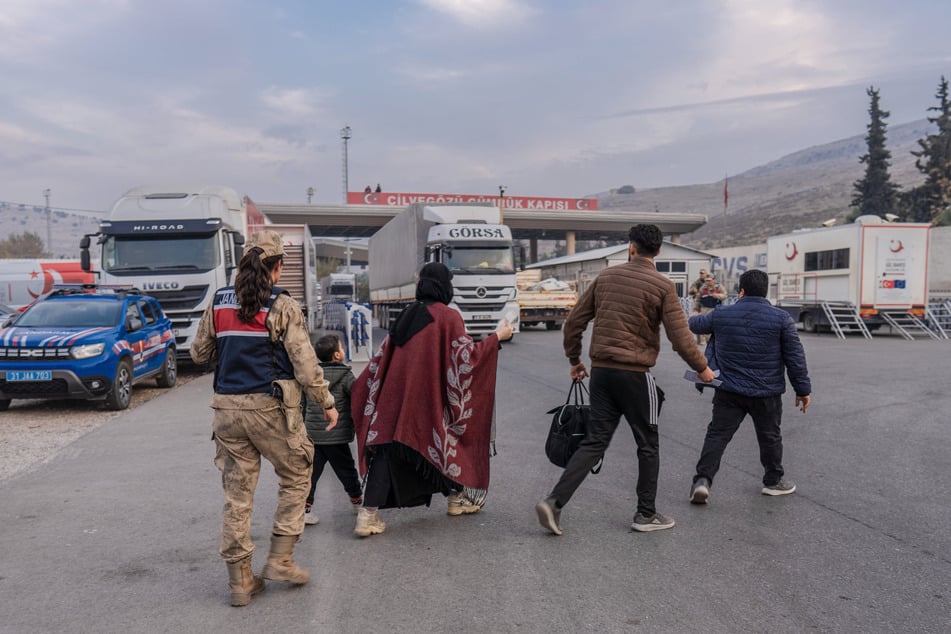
top-left (848, 87), bottom-right (899, 222)
top-left (907, 76), bottom-right (951, 224)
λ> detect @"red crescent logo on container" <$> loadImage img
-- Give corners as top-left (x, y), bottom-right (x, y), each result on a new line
top-left (785, 242), bottom-right (798, 261)
top-left (576, 199), bottom-right (588, 210)
top-left (27, 267), bottom-right (63, 299)
top-left (890, 239), bottom-right (904, 253)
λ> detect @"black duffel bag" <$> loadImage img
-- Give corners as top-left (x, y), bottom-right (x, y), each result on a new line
top-left (544, 380), bottom-right (601, 474)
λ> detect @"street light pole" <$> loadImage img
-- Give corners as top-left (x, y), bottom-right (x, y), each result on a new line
top-left (43, 188), bottom-right (52, 255)
top-left (498, 185), bottom-right (506, 224)
top-left (340, 126), bottom-right (351, 204)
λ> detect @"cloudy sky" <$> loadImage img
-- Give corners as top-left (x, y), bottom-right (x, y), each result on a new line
top-left (1, 0), bottom-right (949, 212)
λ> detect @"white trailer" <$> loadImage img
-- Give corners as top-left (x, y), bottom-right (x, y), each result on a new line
top-left (767, 215), bottom-right (933, 337)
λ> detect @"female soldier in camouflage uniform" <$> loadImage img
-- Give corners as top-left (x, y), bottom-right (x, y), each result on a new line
top-left (191, 230), bottom-right (338, 607)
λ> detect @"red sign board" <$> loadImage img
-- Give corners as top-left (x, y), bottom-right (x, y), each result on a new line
top-left (346, 191), bottom-right (597, 211)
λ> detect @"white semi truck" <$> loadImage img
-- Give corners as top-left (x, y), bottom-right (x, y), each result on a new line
top-left (767, 215), bottom-right (932, 335)
top-left (368, 204), bottom-right (520, 337)
top-left (79, 185), bottom-right (316, 358)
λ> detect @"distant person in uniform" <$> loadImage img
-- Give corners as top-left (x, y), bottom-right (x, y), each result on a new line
top-left (688, 269), bottom-right (811, 504)
top-left (695, 275), bottom-right (727, 343)
top-left (687, 268), bottom-right (709, 311)
top-left (191, 230), bottom-right (338, 607)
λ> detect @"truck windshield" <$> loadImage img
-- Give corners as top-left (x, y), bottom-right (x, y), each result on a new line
top-left (443, 247), bottom-right (514, 274)
top-left (102, 235), bottom-right (219, 273)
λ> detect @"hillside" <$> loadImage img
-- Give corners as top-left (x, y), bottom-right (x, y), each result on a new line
top-left (595, 119), bottom-right (933, 250)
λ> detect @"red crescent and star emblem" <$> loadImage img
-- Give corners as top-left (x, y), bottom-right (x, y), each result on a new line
top-left (785, 242), bottom-right (799, 261)
top-left (889, 240), bottom-right (904, 253)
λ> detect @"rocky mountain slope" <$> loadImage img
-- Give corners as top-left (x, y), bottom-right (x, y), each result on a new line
top-left (595, 119), bottom-right (933, 249)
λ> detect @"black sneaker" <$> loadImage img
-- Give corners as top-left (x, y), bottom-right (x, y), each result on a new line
top-left (631, 512), bottom-right (675, 532)
top-left (535, 497), bottom-right (563, 536)
top-left (761, 480), bottom-right (796, 496)
top-left (690, 478), bottom-right (710, 504)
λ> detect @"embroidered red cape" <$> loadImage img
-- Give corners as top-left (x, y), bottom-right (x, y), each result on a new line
top-left (352, 303), bottom-right (500, 490)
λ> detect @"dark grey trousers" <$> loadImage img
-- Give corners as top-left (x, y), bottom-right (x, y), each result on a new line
top-left (550, 367), bottom-right (664, 517)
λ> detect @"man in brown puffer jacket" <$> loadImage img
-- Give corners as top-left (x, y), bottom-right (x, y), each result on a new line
top-left (536, 224), bottom-right (715, 536)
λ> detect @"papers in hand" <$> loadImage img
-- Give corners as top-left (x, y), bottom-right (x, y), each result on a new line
top-left (684, 369), bottom-right (722, 387)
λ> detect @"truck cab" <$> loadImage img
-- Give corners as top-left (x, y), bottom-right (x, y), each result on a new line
top-left (426, 222), bottom-right (519, 336)
top-left (80, 186), bottom-right (253, 359)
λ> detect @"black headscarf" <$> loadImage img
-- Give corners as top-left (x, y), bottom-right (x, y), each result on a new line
top-left (389, 263), bottom-right (455, 347)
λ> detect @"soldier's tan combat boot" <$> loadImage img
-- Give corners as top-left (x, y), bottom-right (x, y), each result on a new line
top-left (261, 534), bottom-right (310, 584)
top-left (226, 556), bottom-right (264, 607)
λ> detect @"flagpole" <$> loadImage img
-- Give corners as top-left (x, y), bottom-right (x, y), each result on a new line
top-left (723, 174), bottom-right (729, 231)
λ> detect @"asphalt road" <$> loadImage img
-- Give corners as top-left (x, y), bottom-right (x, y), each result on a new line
top-left (0, 328), bottom-right (949, 633)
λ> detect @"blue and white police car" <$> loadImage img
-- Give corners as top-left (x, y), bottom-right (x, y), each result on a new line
top-left (0, 285), bottom-right (177, 411)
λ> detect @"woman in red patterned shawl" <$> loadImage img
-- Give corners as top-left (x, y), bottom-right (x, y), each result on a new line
top-left (351, 262), bottom-right (513, 537)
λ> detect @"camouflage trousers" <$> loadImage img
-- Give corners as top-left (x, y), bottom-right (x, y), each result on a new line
top-left (212, 398), bottom-right (314, 563)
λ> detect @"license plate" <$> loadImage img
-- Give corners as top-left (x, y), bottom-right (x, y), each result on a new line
top-left (471, 314), bottom-right (494, 321)
top-left (6, 370), bottom-right (52, 381)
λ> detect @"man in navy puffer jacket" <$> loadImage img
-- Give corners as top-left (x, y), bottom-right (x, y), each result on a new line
top-left (688, 269), bottom-right (812, 503)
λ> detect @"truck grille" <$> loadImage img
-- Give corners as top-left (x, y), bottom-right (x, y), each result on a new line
top-left (454, 285), bottom-right (511, 312)
top-left (0, 347), bottom-right (71, 361)
top-left (455, 285), bottom-right (511, 299)
top-left (457, 302), bottom-right (507, 312)
top-left (145, 285), bottom-right (209, 312)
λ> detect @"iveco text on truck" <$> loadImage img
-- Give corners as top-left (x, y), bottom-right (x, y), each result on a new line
top-left (368, 204), bottom-right (520, 337)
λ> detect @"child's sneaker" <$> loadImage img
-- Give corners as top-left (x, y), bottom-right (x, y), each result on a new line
top-left (304, 504), bottom-right (319, 525)
top-left (350, 497), bottom-right (363, 515)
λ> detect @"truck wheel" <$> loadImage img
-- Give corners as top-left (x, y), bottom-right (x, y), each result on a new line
top-left (545, 321), bottom-right (562, 331)
top-left (156, 347), bottom-right (177, 388)
top-left (106, 359), bottom-right (134, 410)
top-left (802, 312), bottom-right (818, 333)
top-left (0, 398), bottom-right (10, 411)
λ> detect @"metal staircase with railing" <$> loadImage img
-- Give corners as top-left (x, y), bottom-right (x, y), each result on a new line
top-left (880, 310), bottom-right (940, 341)
top-left (924, 299), bottom-right (951, 339)
top-left (819, 301), bottom-right (872, 340)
